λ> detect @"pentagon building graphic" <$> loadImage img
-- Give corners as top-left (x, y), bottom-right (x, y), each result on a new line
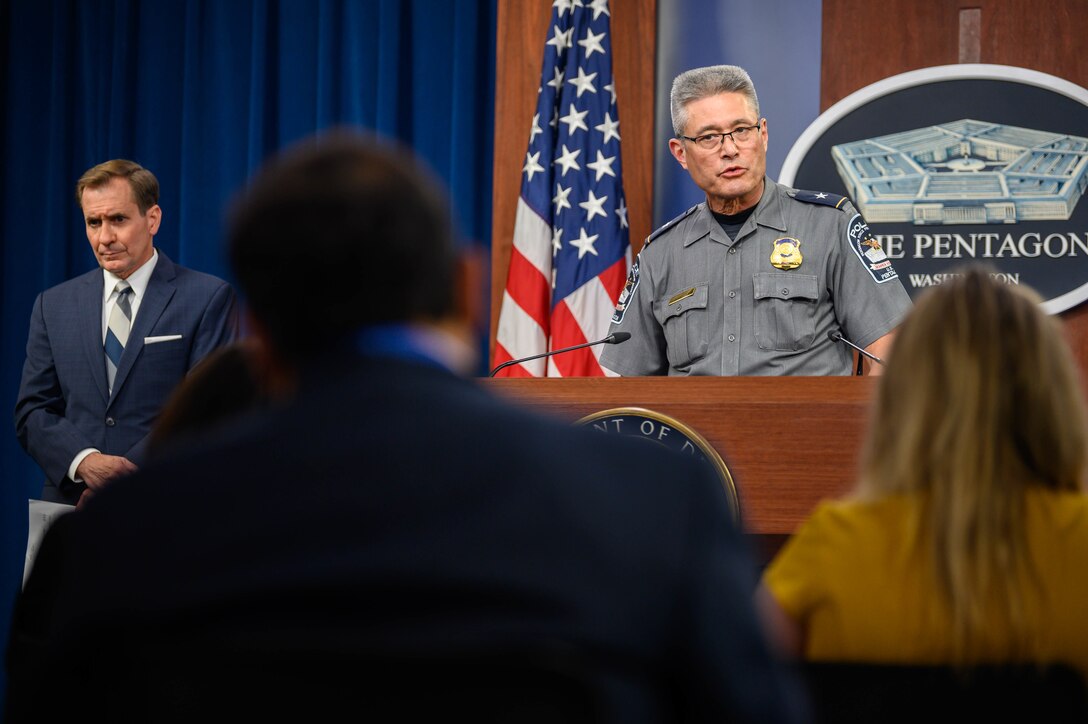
top-left (832, 120), bottom-right (1088, 225)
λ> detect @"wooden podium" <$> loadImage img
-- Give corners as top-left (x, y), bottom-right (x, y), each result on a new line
top-left (481, 377), bottom-right (877, 541)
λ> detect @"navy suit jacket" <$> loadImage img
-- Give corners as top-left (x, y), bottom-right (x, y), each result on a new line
top-left (14, 251), bottom-right (237, 502)
top-left (7, 353), bottom-right (806, 722)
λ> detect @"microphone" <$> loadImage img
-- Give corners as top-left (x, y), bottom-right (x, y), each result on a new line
top-left (827, 330), bottom-right (883, 367)
top-left (490, 332), bottom-right (631, 377)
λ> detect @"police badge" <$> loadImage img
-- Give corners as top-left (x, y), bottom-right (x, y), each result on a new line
top-left (770, 237), bottom-right (803, 270)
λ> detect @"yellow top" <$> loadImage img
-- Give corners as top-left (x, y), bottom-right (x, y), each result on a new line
top-left (763, 490), bottom-right (1088, 674)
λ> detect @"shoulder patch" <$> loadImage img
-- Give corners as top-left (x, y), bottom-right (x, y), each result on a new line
top-left (846, 213), bottom-right (900, 284)
top-left (644, 203), bottom-right (700, 248)
top-left (792, 189), bottom-right (849, 210)
top-left (611, 253), bottom-right (641, 323)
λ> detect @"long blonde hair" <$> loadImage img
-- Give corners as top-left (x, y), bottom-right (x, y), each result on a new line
top-left (858, 266), bottom-right (1088, 662)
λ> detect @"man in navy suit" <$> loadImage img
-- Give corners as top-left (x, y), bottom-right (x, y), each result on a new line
top-left (7, 136), bottom-right (805, 722)
top-left (14, 159), bottom-right (237, 504)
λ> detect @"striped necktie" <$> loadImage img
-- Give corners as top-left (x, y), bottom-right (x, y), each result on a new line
top-left (105, 281), bottom-right (133, 393)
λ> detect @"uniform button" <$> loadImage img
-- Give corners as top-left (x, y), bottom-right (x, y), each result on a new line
top-left (781, 288), bottom-right (789, 296)
top-left (728, 334), bottom-right (736, 342)
top-left (676, 303), bottom-right (683, 310)
top-left (728, 247), bottom-right (737, 254)
top-left (105, 417), bottom-right (116, 427)
top-left (729, 291), bottom-right (736, 298)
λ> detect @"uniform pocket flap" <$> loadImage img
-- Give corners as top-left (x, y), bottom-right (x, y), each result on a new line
top-left (661, 283), bottom-right (708, 321)
top-left (753, 273), bottom-right (819, 301)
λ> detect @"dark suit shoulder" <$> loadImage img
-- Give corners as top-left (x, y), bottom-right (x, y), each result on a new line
top-left (40, 267), bottom-right (102, 298)
top-left (170, 263), bottom-right (232, 292)
top-left (154, 253), bottom-right (230, 290)
top-left (461, 378), bottom-right (723, 509)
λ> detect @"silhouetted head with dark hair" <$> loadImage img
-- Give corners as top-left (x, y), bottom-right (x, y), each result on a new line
top-left (228, 132), bottom-right (459, 366)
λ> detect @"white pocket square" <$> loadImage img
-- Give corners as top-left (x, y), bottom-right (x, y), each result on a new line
top-left (144, 334), bottom-right (183, 345)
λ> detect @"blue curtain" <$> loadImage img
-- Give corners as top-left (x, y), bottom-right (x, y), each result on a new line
top-left (0, 0), bottom-right (496, 703)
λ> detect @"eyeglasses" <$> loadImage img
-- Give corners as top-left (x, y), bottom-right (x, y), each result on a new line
top-left (679, 120), bottom-right (763, 150)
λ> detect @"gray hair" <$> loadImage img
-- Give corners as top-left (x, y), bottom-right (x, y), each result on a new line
top-left (670, 65), bottom-right (760, 136)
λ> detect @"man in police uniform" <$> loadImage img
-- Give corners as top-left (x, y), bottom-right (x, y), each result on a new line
top-left (600, 65), bottom-right (911, 376)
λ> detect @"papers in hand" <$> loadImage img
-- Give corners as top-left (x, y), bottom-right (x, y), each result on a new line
top-left (25, 499), bottom-right (75, 588)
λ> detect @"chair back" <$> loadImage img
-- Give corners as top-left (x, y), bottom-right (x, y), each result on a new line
top-left (803, 661), bottom-right (1088, 724)
top-left (69, 641), bottom-right (602, 723)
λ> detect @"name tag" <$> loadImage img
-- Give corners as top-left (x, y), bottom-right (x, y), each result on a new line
top-left (668, 288), bottom-right (695, 305)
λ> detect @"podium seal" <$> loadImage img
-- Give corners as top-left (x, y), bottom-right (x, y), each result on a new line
top-left (576, 407), bottom-right (739, 523)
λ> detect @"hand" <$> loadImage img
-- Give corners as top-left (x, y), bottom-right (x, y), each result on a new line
top-left (863, 332), bottom-right (895, 376)
top-left (75, 453), bottom-right (138, 490)
top-left (76, 487), bottom-right (96, 509)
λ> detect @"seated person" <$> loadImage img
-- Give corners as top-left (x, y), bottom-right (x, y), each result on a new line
top-left (760, 266), bottom-right (1088, 676)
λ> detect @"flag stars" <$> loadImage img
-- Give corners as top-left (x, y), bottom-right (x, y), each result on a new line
top-left (559, 103), bottom-right (589, 134)
top-left (567, 67), bottom-right (598, 98)
top-left (553, 183), bottom-right (573, 214)
top-left (588, 0), bottom-right (610, 20)
top-left (595, 112), bottom-right (620, 143)
top-left (552, 227), bottom-right (564, 257)
top-left (523, 151), bottom-right (545, 181)
top-left (586, 149), bottom-right (616, 181)
top-left (554, 144), bottom-right (582, 176)
top-left (570, 228), bottom-right (600, 259)
top-left (579, 189), bottom-right (608, 222)
top-left (604, 81), bottom-right (617, 104)
top-left (553, 0), bottom-right (584, 16)
top-left (578, 28), bottom-right (606, 58)
top-left (546, 25), bottom-right (573, 53)
top-left (529, 113), bottom-right (543, 144)
top-left (616, 197), bottom-right (629, 229)
top-left (546, 66), bottom-right (565, 91)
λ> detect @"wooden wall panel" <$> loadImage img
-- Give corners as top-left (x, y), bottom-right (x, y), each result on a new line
top-left (489, 0), bottom-right (656, 365)
top-left (822, 0), bottom-right (1088, 110)
top-left (821, 0), bottom-right (959, 110)
top-left (822, 0), bottom-right (1088, 376)
top-left (976, 0), bottom-right (1088, 83)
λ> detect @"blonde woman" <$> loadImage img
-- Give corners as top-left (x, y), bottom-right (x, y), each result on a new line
top-left (760, 266), bottom-right (1088, 674)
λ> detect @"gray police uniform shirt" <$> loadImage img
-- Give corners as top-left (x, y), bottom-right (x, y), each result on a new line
top-left (599, 177), bottom-right (912, 376)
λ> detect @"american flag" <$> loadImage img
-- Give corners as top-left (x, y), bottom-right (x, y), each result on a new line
top-left (494, 0), bottom-right (630, 377)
